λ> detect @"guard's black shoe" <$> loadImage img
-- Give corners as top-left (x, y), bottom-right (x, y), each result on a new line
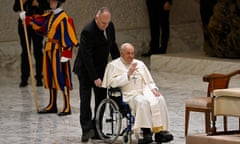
top-left (141, 52), bottom-right (152, 57)
top-left (138, 134), bottom-right (153, 144)
top-left (92, 132), bottom-right (110, 140)
top-left (58, 110), bottom-right (71, 116)
top-left (81, 129), bottom-right (95, 142)
top-left (19, 81), bottom-right (28, 87)
top-left (36, 80), bottom-right (43, 87)
top-left (91, 133), bottom-right (101, 140)
top-left (38, 108), bottom-right (58, 114)
top-left (155, 131), bottom-right (173, 143)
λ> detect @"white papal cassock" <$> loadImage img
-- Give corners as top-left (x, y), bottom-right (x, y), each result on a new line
top-left (102, 58), bottom-right (169, 131)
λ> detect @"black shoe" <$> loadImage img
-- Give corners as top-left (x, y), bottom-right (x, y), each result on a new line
top-left (141, 52), bottom-right (152, 57)
top-left (19, 81), bottom-right (28, 87)
top-left (138, 134), bottom-right (153, 144)
top-left (38, 108), bottom-right (58, 114)
top-left (36, 80), bottom-right (43, 87)
top-left (92, 133), bottom-right (101, 140)
top-left (81, 129), bottom-right (95, 142)
top-left (138, 128), bottom-right (153, 144)
top-left (58, 110), bottom-right (71, 116)
top-left (92, 133), bottom-right (110, 140)
top-left (155, 131), bottom-right (173, 143)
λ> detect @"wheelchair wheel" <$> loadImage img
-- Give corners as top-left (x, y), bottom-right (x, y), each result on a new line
top-left (96, 98), bottom-right (122, 143)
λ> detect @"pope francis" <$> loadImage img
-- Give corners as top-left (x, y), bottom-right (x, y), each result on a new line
top-left (102, 43), bottom-right (173, 143)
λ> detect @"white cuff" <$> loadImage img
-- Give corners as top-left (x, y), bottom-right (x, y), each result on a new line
top-left (19, 11), bottom-right (26, 20)
top-left (60, 56), bottom-right (70, 62)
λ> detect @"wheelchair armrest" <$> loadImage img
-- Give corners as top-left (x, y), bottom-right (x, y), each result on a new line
top-left (109, 87), bottom-right (121, 92)
top-left (108, 87), bottom-right (122, 97)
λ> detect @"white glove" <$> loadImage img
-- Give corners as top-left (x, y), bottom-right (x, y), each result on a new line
top-left (19, 11), bottom-right (26, 20)
top-left (60, 56), bottom-right (70, 62)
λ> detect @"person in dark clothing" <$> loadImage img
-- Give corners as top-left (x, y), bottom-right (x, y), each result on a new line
top-left (200, 0), bottom-right (217, 56)
top-left (142, 0), bottom-right (172, 57)
top-left (13, 0), bottom-right (50, 87)
top-left (73, 7), bottom-right (120, 142)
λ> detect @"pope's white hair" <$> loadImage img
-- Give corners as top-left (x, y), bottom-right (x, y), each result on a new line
top-left (120, 43), bottom-right (134, 52)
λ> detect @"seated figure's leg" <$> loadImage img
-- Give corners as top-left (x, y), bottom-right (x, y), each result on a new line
top-left (151, 95), bottom-right (170, 132)
top-left (131, 95), bottom-right (152, 130)
top-left (150, 95), bottom-right (173, 143)
top-left (126, 95), bottom-right (154, 144)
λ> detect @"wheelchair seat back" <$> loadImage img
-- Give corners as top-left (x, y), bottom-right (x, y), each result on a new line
top-left (108, 87), bottom-right (132, 118)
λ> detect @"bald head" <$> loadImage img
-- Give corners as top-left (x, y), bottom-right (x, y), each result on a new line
top-left (120, 43), bottom-right (135, 64)
top-left (95, 7), bottom-right (111, 30)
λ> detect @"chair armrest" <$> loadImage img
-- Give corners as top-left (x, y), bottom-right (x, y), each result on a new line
top-left (213, 88), bottom-right (240, 97)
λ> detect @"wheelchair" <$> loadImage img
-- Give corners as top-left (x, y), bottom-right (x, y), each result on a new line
top-left (95, 87), bottom-right (135, 144)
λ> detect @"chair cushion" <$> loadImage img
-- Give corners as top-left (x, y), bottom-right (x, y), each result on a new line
top-left (213, 88), bottom-right (240, 97)
top-left (185, 97), bottom-right (212, 108)
top-left (214, 95), bottom-right (240, 116)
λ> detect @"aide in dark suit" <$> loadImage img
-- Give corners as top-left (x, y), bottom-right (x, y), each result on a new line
top-left (142, 0), bottom-right (172, 57)
top-left (73, 7), bottom-right (120, 142)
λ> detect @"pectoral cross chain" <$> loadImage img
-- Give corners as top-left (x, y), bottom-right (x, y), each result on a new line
top-left (132, 75), bottom-right (137, 84)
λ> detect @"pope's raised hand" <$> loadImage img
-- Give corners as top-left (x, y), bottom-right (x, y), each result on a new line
top-left (127, 62), bottom-right (138, 78)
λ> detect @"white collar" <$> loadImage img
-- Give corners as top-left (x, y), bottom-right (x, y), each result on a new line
top-left (120, 57), bottom-right (132, 67)
top-left (52, 7), bottom-right (63, 14)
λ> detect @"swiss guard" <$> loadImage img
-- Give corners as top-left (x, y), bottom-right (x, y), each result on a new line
top-left (20, 0), bottom-right (79, 116)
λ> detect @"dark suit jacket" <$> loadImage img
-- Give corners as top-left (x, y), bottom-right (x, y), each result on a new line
top-left (73, 19), bottom-right (120, 82)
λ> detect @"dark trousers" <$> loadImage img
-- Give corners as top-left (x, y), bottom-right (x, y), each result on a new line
top-left (200, 0), bottom-right (217, 37)
top-left (18, 19), bottom-right (43, 82)
top-left (78, 73), bottom-right (107, 133)
top-left (146, 0), bottom-right (170, 53)
top-left (200, 0), bottom-right (217, 27)
top-left (200, 0), bottom-right (217, 55)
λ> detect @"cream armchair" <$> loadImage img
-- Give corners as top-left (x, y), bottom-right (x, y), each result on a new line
top-left (212, 88), bottom-right (240, 134)
top-left (185, 69), bottom-right (240, 136)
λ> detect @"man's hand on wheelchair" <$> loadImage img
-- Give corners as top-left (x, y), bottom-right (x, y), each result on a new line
top-left (152, 88), bottom-right (161, 96)
top-left (94, 78), bottom-right (102, 87)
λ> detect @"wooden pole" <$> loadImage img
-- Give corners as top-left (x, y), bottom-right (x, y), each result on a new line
top-left (19, 0), bottom-right (39, 112)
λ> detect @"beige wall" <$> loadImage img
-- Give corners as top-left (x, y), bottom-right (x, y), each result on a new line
top-left (0, 0), bottom-right (201, 55)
